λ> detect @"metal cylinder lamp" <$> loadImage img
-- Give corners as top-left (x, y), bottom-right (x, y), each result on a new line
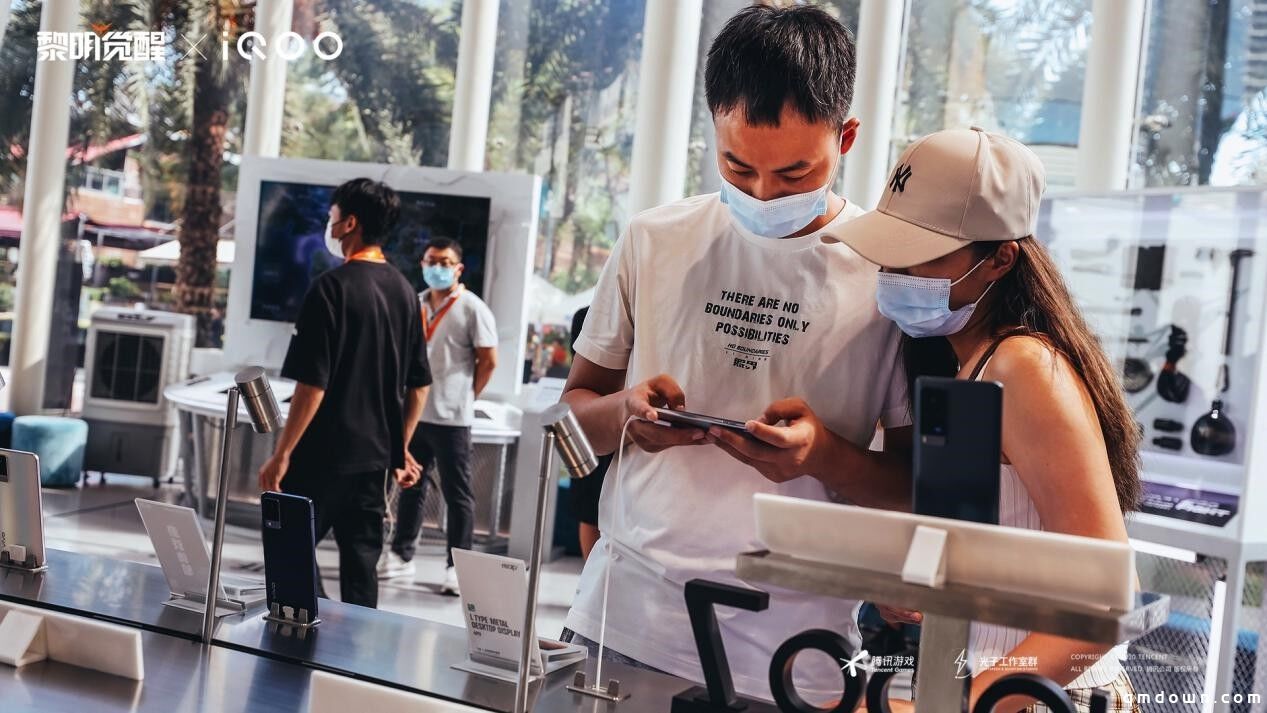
top-left (513, 403), bottom-right (599, 713)
top-left (201, 367), bottom-right (282, 644)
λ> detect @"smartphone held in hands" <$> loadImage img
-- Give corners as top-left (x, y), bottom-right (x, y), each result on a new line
top-left (653, 407), bottom-right (754, 439)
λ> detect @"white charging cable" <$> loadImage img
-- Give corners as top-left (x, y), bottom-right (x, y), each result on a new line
top-left (593, 414), bottom-right (639, 685)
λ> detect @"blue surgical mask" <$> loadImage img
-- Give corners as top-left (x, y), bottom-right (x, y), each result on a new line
top-left (719, 151), bottom-right (841, 239)
top-left (876, 257), bottom-right (994, 338)
top-left (423, 265), bottom-right (457, 290)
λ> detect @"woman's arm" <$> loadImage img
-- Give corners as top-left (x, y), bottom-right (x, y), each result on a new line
top-left (968, 336), bottom-right (1132, 710)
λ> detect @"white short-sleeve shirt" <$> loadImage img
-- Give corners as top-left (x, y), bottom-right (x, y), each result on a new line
top-left (565, 193), bottom-right (910, 702)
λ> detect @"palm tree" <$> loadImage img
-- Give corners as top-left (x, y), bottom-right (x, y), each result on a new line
top-left (176, 1), bottom-right (253, 346)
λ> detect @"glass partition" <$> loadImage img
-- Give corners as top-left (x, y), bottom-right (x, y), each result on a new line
top-left (892, 0), bottom-right (1093, 190)
top-left (1040, 187), bottom-right (1267, 495)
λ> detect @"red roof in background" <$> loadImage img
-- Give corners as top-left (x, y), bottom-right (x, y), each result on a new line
top-left (9, 133), bottom-right (146, 164)
top-left (73, 133), bottom-right (145, 164)
top-left (0, 205), bottom-right (155, 241)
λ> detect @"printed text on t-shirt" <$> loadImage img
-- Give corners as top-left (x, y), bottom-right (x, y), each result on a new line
top-left (705, 290), bottom-right (810, 372)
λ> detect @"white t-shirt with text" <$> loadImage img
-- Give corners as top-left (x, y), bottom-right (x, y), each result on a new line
top-left (565, 193), bottom-right (910, 701)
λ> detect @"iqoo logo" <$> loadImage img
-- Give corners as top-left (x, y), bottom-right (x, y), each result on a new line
top-left (37, 27), bottom-right (345, 64)
top-left (226, 31), bottom-right (344, 61)
top-left (177, 31), bottom-right (344, 62)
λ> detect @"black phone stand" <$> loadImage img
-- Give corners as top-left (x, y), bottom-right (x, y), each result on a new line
top-left (263, 601), bottom-right (321, 629)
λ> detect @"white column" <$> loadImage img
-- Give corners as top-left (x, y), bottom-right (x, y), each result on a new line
top-left (627, 0), bottom-right (703, 215)
top-left (0, 1), bottom-right (13, 52)
top-left (241, 0), bottom-right (294, 158)
top-left (843, 0), bottom-right (907, 210)
top-left (9, 0), bottom-right (77, 415)
top-left (1074, 0), bottom-right (1147, 191)
top-left (447, 0), bottom-right (500, 172)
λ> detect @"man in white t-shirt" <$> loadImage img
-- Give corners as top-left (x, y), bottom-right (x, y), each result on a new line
top-left (560, 5), bottom-right (914, 703)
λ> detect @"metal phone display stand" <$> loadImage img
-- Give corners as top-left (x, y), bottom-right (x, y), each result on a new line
top-left (514, 403), bottom-right (605, 713)
top-left (201, 367), bottom-right (282, 644)
top-left (734, 549), bottom-right (1170, 713)
top-left (264, 601), bottom-right (320, 631)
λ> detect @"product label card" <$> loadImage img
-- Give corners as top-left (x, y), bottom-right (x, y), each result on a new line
top-left (452, 549), bottom-right (540, 671)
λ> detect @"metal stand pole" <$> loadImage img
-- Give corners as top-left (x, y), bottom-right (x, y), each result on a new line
top-left (514, 431), bottom-right (556, 713)
top-left (914, 613), bottom-right (971, 713)
top-left (202, 387), bottom-right (239, 644)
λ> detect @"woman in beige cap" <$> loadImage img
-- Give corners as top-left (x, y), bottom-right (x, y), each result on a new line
top-left (707, 128), bottom-right (1140, 712)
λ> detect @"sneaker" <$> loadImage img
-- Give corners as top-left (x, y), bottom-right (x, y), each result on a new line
top-left (376, 550), bottom-right (416, 580)
top-left (440, 566), bottom-right (460, 596)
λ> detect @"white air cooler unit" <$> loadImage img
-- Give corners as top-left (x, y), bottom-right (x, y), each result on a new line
top-left (83, 308), bottom-right (195, 480)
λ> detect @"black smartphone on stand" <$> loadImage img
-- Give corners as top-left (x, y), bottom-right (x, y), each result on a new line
top-left (261, 491), bottom-right (320, 624)
top-left (913, 377), bottom-right (1002, 524)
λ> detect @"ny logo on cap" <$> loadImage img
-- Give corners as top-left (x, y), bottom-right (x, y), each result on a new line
top-left (889, 164), bottom-right (913, 194)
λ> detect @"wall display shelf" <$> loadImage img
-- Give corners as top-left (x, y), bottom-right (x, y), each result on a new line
top-left (1040, 186), bottom-right (1267, 712)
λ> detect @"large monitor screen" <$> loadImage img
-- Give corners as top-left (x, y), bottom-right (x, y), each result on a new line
top-left (250, 180), bottom-right (492, 323)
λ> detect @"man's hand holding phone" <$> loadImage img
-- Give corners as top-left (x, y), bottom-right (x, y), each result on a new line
top-left (621, 374), bottom-right (708, 453)
top-left (707, 397), bottom-right (835, 483)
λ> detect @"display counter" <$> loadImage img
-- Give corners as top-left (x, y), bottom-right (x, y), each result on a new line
top-left (165, 372), bottom-right (522, 541)
top-left (0, 548), bottom-right (690, 713)
top-left (0, 628), bottom-right (316, 713)
top-left (0, 548), bottom-right (209, 640)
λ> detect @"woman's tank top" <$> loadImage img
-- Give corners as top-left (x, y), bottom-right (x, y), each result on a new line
top-left (964, 333), bottom-right (1126, 689)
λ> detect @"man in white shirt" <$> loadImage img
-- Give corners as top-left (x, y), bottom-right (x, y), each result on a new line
top-left (379, 238), bottom-right (498, 596)
top-left (560, 4), bottom-right (914, 703)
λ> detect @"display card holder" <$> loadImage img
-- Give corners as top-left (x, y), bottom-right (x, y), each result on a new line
top-left (0, 601), bottom-right (144, 680)
top-left (0, 545), bottom-right (47, 573)
top-left (0, 609), bottom-right (48, 667)
top-left (900, 525), bottom-right (948, 588)
top-left (167, 589), bottom-right (250, 618)
top-left (263, 601), bottom-right (321, 629)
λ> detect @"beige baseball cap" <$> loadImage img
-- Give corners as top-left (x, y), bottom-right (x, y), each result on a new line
top-left (826, 127), bottom-right (1046, 269)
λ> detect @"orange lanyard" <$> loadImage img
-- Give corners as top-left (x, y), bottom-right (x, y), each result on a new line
top-left (422, 286), bottom-right (464, 342)
top-left (347, 246), bottom-right (386, 263)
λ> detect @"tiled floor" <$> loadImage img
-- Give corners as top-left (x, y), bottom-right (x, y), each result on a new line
top-left (40, 474), bottom-right (584, 636)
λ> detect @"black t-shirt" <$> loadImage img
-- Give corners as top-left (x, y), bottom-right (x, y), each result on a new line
top-left (281, 260), bottom-right (431, 476)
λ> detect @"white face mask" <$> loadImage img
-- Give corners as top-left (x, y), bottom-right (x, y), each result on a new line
top-left (719, 141), bottom-right (842, 239)
top-left (324, 218), bottom-right (345, 259)
top-left (876, 256), bottom-right (994, 338)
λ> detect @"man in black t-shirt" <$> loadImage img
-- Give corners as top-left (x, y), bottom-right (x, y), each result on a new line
top-left (257, 178), bottom-right (432, 609)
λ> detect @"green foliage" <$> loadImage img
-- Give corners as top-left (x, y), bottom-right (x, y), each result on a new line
top-left (0, 0), bottom-right (44, 201)
top-left (317, 0), bottom-right (460, 166)
top-left (107, 276), bottom-right (143, 301)
top-left (0, 282), bottom-right (14, 312)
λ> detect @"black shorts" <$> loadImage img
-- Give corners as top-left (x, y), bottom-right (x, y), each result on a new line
top-left (569, 453), bottom-right (611, 525)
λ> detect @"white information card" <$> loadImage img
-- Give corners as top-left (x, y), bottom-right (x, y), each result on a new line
top-left (451, 549), bottom-right (586, 683)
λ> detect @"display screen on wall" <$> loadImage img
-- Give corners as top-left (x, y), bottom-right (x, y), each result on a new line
top-left (250, 180), bottom-right (492, 323)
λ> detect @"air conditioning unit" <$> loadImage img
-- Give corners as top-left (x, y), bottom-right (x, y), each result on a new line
top-left (83, 308), bottom-right (195, 481)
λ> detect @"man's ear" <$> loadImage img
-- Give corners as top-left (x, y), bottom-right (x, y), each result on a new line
top-left (840, 118), bottom-right (861, 154)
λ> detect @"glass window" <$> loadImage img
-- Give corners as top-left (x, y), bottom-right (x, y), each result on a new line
top-left (892, 0), bottom-right (1092, 190)
top-left (685, 1), bottom-right (861, 198)
top-left (281, 0), bottom-right (461, 165)
top-left (1133, 0), bottom-right (1267, 187)
top-left (484, 0), bottom-right (647, 380)
top-left (0, 0), bottom-right (41, 368)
